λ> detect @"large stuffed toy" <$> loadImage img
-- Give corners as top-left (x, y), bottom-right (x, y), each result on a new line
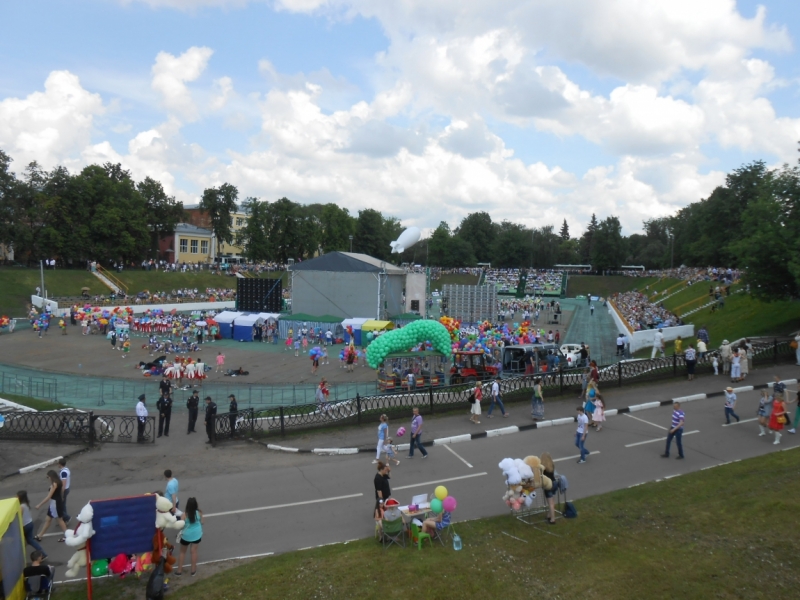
top-left (499, 458), bottom-right (535, 511)
top-left (524, 455), bottom-right (553, 491)
top-left (64, 503), bottom-right (96, 577)
top-left (152, 494), bottom-right (184, 574)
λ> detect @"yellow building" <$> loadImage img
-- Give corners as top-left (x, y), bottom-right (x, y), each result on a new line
top-left (183, 204), bottom-right (248, 261)
top-left (160, 223), bottom-right (214, 264)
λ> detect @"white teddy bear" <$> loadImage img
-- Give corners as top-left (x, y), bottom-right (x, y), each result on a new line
top-left (155, 494), bottom-right (185, 531)
top-left (64, 503), bottom-right (96, 578)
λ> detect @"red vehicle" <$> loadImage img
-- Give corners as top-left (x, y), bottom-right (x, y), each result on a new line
top-left (449, 351), bottom-right (499, 384)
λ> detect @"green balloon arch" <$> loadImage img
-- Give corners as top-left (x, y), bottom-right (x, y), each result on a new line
top-left (366, 320), bottom-right (453, 369)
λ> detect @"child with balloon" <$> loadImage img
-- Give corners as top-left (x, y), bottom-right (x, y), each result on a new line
top-left (422, 485), bottom-right (457, 536)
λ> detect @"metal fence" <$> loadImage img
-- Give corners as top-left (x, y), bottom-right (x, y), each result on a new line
top-left (241, 338), bottom-right (795, 439)
top-left (0, 409), bottom-right (156, 445)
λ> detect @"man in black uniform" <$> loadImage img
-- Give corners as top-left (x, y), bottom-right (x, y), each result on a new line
top-left (204, 396), bottom-right (217, 444)
top-left (186, 390), bottom-right (200, 434)
top-left (228, 394), bottom-right (238, 438)
top-left (159, 375), bottom-right (172, 400)
top-left (156, 390), bottom-right (173, 437)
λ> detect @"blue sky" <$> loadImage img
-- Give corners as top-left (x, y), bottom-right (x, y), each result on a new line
top-left (1, 0), bottom-right (799, 234)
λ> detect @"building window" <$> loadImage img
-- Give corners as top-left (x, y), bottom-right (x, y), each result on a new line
top-left (191, 240), bottom-right (198, 254)
top-left (201, 240), bottom-right (209, 254)
top-left (179, 239), bottom-right (187, 253)
top-left (236, 217), bottom-right (244, 227)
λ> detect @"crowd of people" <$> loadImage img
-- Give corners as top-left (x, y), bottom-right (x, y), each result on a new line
top-left (612, 290), bottom-right (682, 331)
top-left (132, 287), bottom-right (236, 304)
top-left (523, 270), bottom-right (564, 295)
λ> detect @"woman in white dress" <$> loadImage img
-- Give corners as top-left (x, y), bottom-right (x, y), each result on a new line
top-left (730, 349), bottom-right (741, 382)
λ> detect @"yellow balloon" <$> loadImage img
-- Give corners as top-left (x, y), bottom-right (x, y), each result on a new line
top-left (435, 485), bottom-right (448, 501)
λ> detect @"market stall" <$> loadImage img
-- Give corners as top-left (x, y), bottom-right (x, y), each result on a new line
top-left (0, 497), bottom-right (26, 600)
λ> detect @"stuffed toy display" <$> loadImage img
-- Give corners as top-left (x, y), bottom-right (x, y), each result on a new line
top-left (499, 456), bottom-right (552, 511)
top-left (152, 494), bottom-right (183, 574)
top-left (64, 503), bottom-right (96, 577)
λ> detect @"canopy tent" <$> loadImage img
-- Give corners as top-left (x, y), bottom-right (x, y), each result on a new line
top-left (257, 312), bottom-right (281, 322)
top-left (233, 313), bottom-right (261, 341)
top-left (214, 311), bottom-right (243, 338)
top-left (278, 314), bottom-right (344, 340)
top-left (362, 320), bottom-right (394, 331)
top-left (0, 497), bottom-right (25, 600)
top-left (341, 317), bottom-right (370, 345)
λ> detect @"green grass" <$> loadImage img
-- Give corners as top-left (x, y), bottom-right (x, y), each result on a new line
top-left (430, 273), bottom-right (480, 291)
top-left (567, 275), bottom-right (669, 299)
top-left (116, 270), bottom-right (285, 295)
top-left (55, 449), bottom-right (800, 600)
top-left (0, 268), bottom-right (107, 317)
top-left (0, 392), bottom-right (66, 410)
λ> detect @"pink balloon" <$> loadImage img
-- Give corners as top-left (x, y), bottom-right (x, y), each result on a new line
top-left (396, 427), bottom-right (406, 437)
top-left (442, 496), bottom-right (457, 512)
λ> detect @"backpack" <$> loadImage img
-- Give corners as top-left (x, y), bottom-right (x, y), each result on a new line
top-left (468, 392), bottom-right (476, 404)
top-left (563, 501), bottom-right (578, 519)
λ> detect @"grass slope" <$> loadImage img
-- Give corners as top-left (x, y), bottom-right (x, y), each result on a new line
top-left (0, 268), bottom-right (107, 317)
top-left (115, 270), bottom-right (285, 295)
top-left (57, 449), bottom-right (800, 600)
top-left (567, 275), bottom-right (669, 299)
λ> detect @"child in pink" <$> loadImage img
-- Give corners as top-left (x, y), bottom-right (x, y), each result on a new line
top-left (302, 337), bottom-right (308, 353)
top-left (215, 352), bottom-right (226, 372)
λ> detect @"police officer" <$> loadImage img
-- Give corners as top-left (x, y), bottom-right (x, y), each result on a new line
top-left (156, 390), bottom-right (173, 437)
top-left (204, 396), bottom-right (217, 444)
top-left (136, 394), bottom-right (148, 442)
top-left (159, 375), bottom-right (172, 400)
top-left (186, 390), bottom-right (200, 434)
top-left (228, 394), bottom-right (238, 438)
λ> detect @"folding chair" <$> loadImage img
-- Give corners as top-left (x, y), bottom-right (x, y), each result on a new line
top-left (381, 517), bottom-right (406, 550)
top-left (25, 565), bottom-right (55, 600)
top-left (410, 522), bottom-right (432, 550)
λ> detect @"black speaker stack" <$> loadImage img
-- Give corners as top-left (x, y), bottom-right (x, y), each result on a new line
top-left (236, 278), bottom-right (282, 313)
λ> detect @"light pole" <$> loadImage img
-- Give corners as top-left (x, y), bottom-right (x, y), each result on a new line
top-left (349, 235), bottom-right (353, 253)
top-left (669, 233), bottom-right (674, 269)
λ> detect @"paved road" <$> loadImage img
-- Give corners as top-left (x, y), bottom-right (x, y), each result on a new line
top-left (4, 366), bottom-right (797, 575)
top-left (563, 298), bottom-right (619, 365)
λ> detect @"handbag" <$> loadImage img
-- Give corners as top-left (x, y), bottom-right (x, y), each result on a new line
top-left (777, 414), bottom-right (787, 425)
top-left (468, 392), bottom-right (476, 404)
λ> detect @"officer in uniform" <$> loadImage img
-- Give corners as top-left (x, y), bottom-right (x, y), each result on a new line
top-left (204, 396), bottom-right (217, 444)
top-left (186, 389), bottom-right (200, 434)
top-left (136, 394), bottom-right (148, 442)
top-left (156, 391), bottom-right (173, 437)
top-left (228, 394), bottom-right (238, 438)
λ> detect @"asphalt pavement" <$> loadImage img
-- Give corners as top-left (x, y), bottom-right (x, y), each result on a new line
top-left (2, 363), bottom-right (798, 577)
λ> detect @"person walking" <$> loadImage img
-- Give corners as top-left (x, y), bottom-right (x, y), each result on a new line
top-left (156, 391), bottom-right (173, 438)
top-left (407, 407), bottom-right (428, 459)
top-left (724, 387), bottom-right (740, 424)
top-left (228, 395), bottom-right (238, 438)
top-left (616, 334), bottom-right (625, 356)
top-left (575, 407), bottom-right (590, 464)
top-left (531, 377), bottom-right (544, 421)
top-left (768, 393), bottom-right (787, 445)
top-left (685, 344), bottom-right (697, 381)
top-left (730, 349), bottom-right (741, 382)
top-left (469, 381), bottom-right (482, 424)
top-left (136, 394), bottom-right (148, 442)
top-left (592, 394), bottom-right (605, 432)
top-left (58, 458), bottom-right (71, 524)
top-left (373, 414), bottom-right (388, 464)
top-left (164, 470), bottom-right (179, 513)
top-left (662, 402), bottom-right (685, 459)
top-left (590, 304), bottom-right (594, 316)
top-left (651, 328), bottom-right (665, 359)
top-left (795, 332), bottom-right (800, 366)
top-left (35, 471), bottom-right (69, 541)
top-left (215, 352), bottom-right (225, 373)
top-left (373, 462), bottom-right (392, 517)
top-left (175, 497), bottom-right (203, 577)
top-left (787, 390), bottom-right (800, 435)
top-left (186, 390), bottom-right (199, 434)
top-left (487, 375), bottom-right (508, 418)
top-left (204, 396), bottom-right (217, 444)
top-left (757, 390), bottom-right (772, 436)
top-left (17, 491), bottom-right (47, 559)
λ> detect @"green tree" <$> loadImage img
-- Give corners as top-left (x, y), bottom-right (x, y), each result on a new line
top-left (199, 182), bottom-right (239, 255)
top-left (579, 214), bottom-right (598, 264)
top-left (492, 221), bottom-right (530, 267)
top-left (559, 219), bottom-right (570, 241)
top-left (137, 177), bottom-right (184, 257)
top-left (456, 211), bottom-right (496, 263)
top-left (353, 208), bottom-right (388, 259)
top-left (319, 204), bottom-right (355, 252)
top-left (591, 216), bottom-right (624, 272)
top-left (235, 197), bottom-right (271, 261)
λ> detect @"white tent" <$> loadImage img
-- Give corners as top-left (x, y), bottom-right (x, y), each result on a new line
top-left (215, 311), bottom-right (243, 338)
top-left (341, 317), bottom-right (370, 345)
top-left (233, 313), bottom-right (262, 341)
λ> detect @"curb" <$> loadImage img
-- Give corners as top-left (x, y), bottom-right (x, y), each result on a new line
top-left (1, 446), bottom-right (90, 481)
top-left (251, 378), bottom-right (798, 455)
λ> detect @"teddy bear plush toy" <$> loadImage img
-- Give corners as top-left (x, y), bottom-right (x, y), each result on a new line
top-left (151, 494), bottom-right (184, 574)
top-left (499, 458), bottom-right (535, 510)
top-left (64, 503), bottom-right (96, 578)
top-left (523, 455), bottom-right (553, 491)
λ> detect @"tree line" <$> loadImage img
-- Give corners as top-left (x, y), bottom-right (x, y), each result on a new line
top-left (1, 147), bottom-right (798, 299)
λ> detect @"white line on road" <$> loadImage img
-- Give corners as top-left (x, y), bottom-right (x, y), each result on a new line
top-left (394, 472), bottom-right (487, 491)
top-left (204, 493), bottom-right (363, 518)
top-left (722, 418), bottom-right (758, 427)
top-left (624, 413), bottom-right (668, 430)
top-left (624, 430), bottom-right (700, 447)
top-left (553, 451), bottom-right (600, 462)
top-left (442, 443), bottom-right (473, 468)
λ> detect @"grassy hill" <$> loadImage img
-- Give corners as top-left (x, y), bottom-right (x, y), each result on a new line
top-left (0, 268), bottom-right (107, 317)
top-left (566, 275), bottom-right (672, 298)
top-left (115, 270), bottom-right (285, 295)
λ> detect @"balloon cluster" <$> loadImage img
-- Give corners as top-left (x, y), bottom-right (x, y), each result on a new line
top-left (309, 346), bottom-right (324, 360)
top-left (438, 316), bottom-right (461, 341)
top-left (431, 485), bottom-right (458, 514)
top-left (442, 318), bottom-right (553, 358)
top-left (366, 320), bottom-right (452, 369)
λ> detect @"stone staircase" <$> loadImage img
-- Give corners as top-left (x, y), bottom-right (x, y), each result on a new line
top-left (91, 270), bottom-right (121, 294)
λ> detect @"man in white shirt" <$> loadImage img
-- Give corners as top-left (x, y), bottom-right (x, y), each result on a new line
top-left (575, 406), bottom-right (590, 463)
top-left (58, 457), bottom-right (71, 524)
top-left (487, 376), bottom-right (508, 418)
top-left (652, 328), bottom-right (665, 358)
top-left (407, 372), bottom-right (416, 391)
top-left (136, 394), bottom-right (149, 442)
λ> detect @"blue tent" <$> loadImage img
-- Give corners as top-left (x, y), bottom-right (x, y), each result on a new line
top-left (215, 311), bottom-right (243, 338)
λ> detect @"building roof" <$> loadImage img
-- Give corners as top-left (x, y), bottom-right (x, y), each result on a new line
top-left (290, 252), bottom-right (405, 274)
top-left (175, 222), bottom-right (213, 236)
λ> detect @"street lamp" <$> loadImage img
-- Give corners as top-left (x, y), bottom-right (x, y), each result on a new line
top-left (349, 235), bottom-right (353, 253)
top-left (669, 233), bottom-right (674, 270)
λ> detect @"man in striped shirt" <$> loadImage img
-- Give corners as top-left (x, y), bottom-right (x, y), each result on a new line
top-left (662, 402), bottom-right (685, 459)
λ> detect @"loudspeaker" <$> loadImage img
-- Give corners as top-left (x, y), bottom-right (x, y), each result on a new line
top-left (237, 278), bottom-right (282, 313)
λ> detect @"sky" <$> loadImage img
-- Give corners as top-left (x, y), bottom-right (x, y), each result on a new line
top-left (1, 0), bottom-right (799, 236)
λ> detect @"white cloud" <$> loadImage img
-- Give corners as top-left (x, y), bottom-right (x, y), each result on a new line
top-left (151, 46), bottom-right (214, 121)
top-left (210, 76), bottom-right (234, 110)
top-left (0, 71), bottom-right (105, 169)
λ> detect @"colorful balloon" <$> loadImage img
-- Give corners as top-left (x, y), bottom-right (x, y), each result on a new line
top-left (430, 498), bottom-right (443, 513)
top-left (442, 496), bottom-right (457, 512)
top-left (434, 485), bottom-right (448, 501)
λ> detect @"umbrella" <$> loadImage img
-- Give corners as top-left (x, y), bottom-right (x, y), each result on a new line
top-left (81, 287), bottom-right (90, 292)
top-left (195, 320), bottom-right (207, 327)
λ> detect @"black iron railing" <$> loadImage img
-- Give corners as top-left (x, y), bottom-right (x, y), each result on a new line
top-left (0, 410), bottom-right (156, 444)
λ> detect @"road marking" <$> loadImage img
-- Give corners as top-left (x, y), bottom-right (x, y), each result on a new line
top-left (394, 472), bottom-right (487, 491)
top-left (204, 493), bottom-right (363, 518)
top-left (722, 418), bottom-right (758, 427)
top-left (624, 430), bottom-right (700, 447)
top-left (553, 451), bottom-right (600, 462)
top-left (442, 443), bottom-right (473, 468)
top-left (624, 413), bottom-right (668, 430)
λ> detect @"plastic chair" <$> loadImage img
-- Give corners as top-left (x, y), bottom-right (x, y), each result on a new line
top-left (410, 522), bottom-right (432, 550)
top-left (382, 517), bottom-right (406, 550)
